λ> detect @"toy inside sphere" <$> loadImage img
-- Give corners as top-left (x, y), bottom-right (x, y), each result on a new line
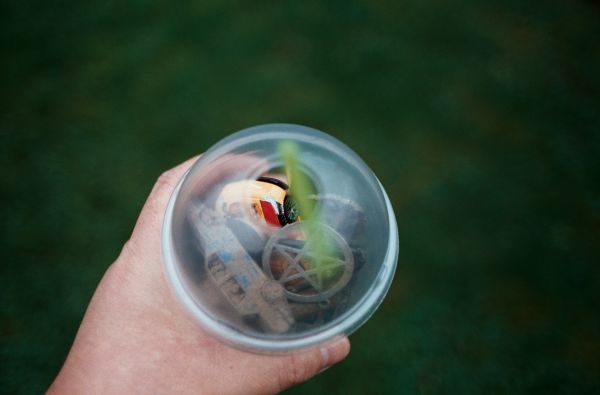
top-left (163, 124), bottom-right (398, 352)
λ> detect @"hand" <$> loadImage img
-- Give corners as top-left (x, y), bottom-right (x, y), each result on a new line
top-left (48, 157), bottom-right (350, 395)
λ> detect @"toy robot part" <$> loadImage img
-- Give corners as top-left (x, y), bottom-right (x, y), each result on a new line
top-left (189, 205), bottom-right (294, 334)
top-left (262, 222), bottom-right (354, 303)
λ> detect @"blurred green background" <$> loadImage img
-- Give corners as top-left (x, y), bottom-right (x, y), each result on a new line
top-left (1, 0), bottom-right (599, 393)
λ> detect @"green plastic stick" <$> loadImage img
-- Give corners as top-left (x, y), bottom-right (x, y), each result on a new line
top-left (278, 141), bottom-right (340, 283)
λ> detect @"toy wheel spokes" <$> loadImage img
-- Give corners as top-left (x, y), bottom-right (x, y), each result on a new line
top-left (262, 222), bottom-right (354, 303)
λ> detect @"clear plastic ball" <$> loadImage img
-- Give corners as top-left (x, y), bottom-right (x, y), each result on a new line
top-left (162, 124), bottom-right (398, 351)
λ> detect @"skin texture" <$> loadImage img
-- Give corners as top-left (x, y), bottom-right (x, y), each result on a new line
top-left (47, 157), bottom-right (350, 395)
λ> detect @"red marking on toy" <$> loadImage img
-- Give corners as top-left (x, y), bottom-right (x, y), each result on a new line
top-left (260, 200), bottom-right (280, 226)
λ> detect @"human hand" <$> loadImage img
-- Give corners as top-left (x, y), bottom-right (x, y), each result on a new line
top-left (48, 157), bottom-right (350, 395)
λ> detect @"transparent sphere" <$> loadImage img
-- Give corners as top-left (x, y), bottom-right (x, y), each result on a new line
top-left (162, 124), bottom-right (398, 351)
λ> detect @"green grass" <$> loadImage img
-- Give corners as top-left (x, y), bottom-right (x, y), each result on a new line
top-left (1, 0), bottom-right (599, 393)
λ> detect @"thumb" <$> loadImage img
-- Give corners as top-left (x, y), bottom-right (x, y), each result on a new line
top-left (274, 337), bottom-right (351, 392)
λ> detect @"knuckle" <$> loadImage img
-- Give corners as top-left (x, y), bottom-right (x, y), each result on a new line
top-left (102, 254), bottom-right (136, 291)
top-left (153, 169), bottom-right (179, 195)
top-left (113, 240), bottom-right (139, 273)
top-left (118, 238), bottom-right (137, 261)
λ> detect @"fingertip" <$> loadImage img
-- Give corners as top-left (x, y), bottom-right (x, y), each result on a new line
top-left (320, 336), bottom-right (351, 370)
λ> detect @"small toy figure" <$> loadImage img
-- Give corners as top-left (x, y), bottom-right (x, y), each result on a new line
top-left (217, 176), bottom-right (298, 227)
